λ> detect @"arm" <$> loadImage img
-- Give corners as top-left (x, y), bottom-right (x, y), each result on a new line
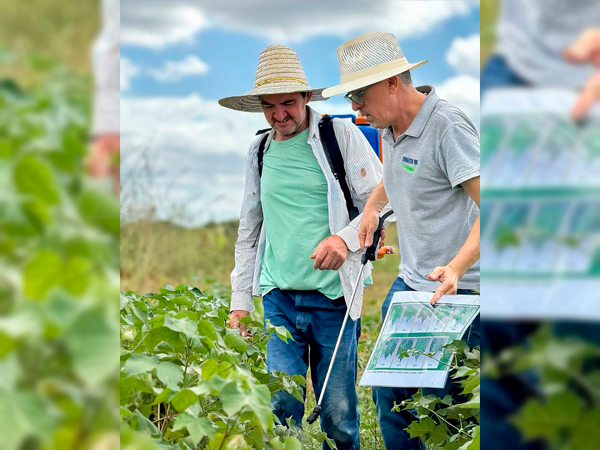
top-left (89, 0), bottom-right (120, 192)
top-left (358, 180), bottom-right (390, 249)
top-left (311, 120), bottom-right (384, 269)
top-left (229, 140), bottom-right (264, 334)
top-left (428, 176), bottom-right (480, 305)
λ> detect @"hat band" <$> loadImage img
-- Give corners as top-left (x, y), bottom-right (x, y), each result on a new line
top-left (340, 57), bottom-right (408, 84)
top-left (254, 77), bottom-right (309, 88)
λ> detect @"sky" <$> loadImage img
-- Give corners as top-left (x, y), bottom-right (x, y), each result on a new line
top-left (120, 0), bottom-right (481, 226)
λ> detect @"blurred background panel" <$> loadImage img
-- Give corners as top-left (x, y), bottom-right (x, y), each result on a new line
top-left (480, 0), bottom-right (600, 449)
top-left (1, 0), bottom-right (119, 449)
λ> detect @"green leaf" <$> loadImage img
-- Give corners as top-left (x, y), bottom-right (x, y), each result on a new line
top-left (62, 256), bottom-right (91, 294)
top-left (172, 413), bottom-right (216, 445)
top-left (14, 156), bottom-right (59, 204)
top-left (124, 354), bottom-right (160, 376)
top-left (405, 417), bottom-right (436, 438)
top-left (220, 382), bottom-right (273, 431)
top-left (270, 436), bottom-right (302, 450)
top-left (459, 426), bottom-right (480, 450)
top-left (156, 362), bottom-right (183, 391)
top-left (66, 306), bottom-right (119, 388)
top-left (201, 359), bottom-right (220, 380)
top-left (265, 319), bottom-right (294, 343)
top-left (24, 251), bottom-right (62, 299)
top-left (429, 424), bottom-right (448, 445)
top-left (0, 392), bottom-right (55, 450)
top-left (150, 388), bottom-right (171, 406)
top-left (457, 393), bottom-right (480, 409)
top-left (134, 410), bottom-right (161, 437)
top-left (572, 409), bottom-right (600, 450)
top-left (163, 315), bottom-right (198, 338)
top-left (224, 332), bottom-right (249, 352)
top-left (78, 187), bottom-right (119, 235)
top-left (198, 319), bottom-right (218, 341)
top-left (170, 389), bottom-right (198, 413)
top-left (512, 392), bottom-right (580, 440)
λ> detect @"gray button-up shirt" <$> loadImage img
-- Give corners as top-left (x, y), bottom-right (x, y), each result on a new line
top-left (231, 106), bottom-right (383, 320)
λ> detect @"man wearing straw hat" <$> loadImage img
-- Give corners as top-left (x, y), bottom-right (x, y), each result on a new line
top-left (220, 45), bottom-right (383, 449)
top-left (323, 33), bottom-right (480, 449)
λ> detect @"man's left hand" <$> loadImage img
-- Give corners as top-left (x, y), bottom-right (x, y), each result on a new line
top-left (311, 236), bottom-right (348, 270)
top-left (426, 265), bottom-right (461, 305)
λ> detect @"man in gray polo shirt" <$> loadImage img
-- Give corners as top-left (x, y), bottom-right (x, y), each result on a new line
top-left (323, 32), bottom-right (480, 450)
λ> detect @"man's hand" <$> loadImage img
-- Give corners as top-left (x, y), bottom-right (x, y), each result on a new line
top-left (563, 29), bottom-right (600, 121)
top-left (228, 310), bottom-right (250, 337)
top-left (426, 265), bottom-right (461, 305)
top-left (358, 209), bottom-right (380, 250)
top-left (311, 236), bottom-right (348, 270)
top-left (564, 28), bottom-right (600, 67)
top-left (88, 133), bottom-right (120, 193)
top-left (571, 72), bottom-right (600, 121)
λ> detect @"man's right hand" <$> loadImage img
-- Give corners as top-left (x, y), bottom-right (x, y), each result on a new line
top-left (358, 209), bottom-right (380, 250)
top-left (229, 310), bottom-right (251, 337)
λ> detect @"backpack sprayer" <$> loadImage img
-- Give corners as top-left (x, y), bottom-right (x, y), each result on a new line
top-left (307, 209), bottom-right (394, 424)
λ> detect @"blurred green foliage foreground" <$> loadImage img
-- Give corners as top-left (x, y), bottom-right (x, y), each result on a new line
top-left (0, 57), bottom-right (119, 449)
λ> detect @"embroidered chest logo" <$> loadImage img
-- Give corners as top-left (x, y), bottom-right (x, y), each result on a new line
top-left (401, 156), bottom-right (419, 173)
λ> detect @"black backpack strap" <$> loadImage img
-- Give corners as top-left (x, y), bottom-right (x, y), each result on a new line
top-left (256, 130), bottom-right (270, 177)
top-left (319, 115), bottom-right (359, 221)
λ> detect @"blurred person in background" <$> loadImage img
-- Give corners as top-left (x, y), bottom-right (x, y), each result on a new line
top-left (481, 0), bottom-right (600, 119)
top-left (88, 0), bottom-right (119, 192)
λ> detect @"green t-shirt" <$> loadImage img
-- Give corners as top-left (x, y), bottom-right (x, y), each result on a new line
top-left (259, 129), bottom-right (344, 299)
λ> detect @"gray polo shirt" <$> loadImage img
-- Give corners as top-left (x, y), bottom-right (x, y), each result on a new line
top-left (382, 86), bottom-right (480, 291)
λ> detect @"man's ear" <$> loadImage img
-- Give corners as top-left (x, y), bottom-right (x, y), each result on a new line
top-left (387, 76), bottom-right (399, 93)
top-left (305, 92), bottom-right (313, 104)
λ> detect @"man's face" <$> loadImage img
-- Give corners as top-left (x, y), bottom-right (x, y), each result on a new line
top-left (260, 92), bottom-right (309, 138)
top-left (348, 80), bottom-right (393, 129)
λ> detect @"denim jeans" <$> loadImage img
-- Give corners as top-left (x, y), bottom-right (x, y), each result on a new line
top-left (480, 54), bottom-right (530, 98)
top-left (263, 289), bottom-right (360, 450)
top-left (372, 277), bottom-right (480, 450)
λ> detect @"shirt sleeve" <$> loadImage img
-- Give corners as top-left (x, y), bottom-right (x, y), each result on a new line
top-left (333, 119), bottom-right (385, 253)
top-left (438, 118), bottom-right (480, 189)
top-left (91, 0), bottom-right (120, 135)
top-left (230, 137), bottom-right (265, 312)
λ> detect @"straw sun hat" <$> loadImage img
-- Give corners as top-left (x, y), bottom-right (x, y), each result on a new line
top-left (218, 45), bottom-right (325, 113)
top-left (322, 32), bottom-right (428, 98)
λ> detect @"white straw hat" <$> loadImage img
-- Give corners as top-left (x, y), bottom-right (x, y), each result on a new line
top-left (322, 32), bottom-right (428, 98)
top-left (218, 45), bottom-right (325, 112)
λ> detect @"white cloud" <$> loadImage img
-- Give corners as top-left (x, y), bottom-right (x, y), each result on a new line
top-left (149, 56), bottom-right (209, 82)
top-left (120, 57), bottom-right (140, 91)
top-left (122, 0), bottom-right (476, 48)
top-left (446, 34), bottom-right (480, 77)
top-left (436, 74), bottom-right (481, 129)
top-left (121, 1), bottom-right (209, 49)
top-left (120, 93), bottom-right (366, 224)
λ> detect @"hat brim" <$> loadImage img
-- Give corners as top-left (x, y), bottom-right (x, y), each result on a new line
top-left (219, 86), bottom-right (326, 113)
top-left (322, 60), bottom-right (428, 98)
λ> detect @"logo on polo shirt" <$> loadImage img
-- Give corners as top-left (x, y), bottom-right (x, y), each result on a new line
top-left (401, 156), bottom-right (418, 173)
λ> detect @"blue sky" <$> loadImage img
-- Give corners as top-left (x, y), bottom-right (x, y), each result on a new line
top-left (120, 1), bottom-right (481, 225)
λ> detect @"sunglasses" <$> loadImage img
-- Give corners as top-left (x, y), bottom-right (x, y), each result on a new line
top-left (343, 84), bottom-right (374, 105)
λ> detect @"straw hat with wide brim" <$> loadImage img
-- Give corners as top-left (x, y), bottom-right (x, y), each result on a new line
top-left (322, 32), bottom-right (428, 98)
top-left (218, 45), bottom-right (326, 113)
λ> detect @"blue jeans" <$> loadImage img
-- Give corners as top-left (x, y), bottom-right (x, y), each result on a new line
top-left (480, 54), bottom-right (530, 98)
top-left (263, 289), bottom-right (360, 450)
top-left (372, 278), bottom-right (480, 450)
